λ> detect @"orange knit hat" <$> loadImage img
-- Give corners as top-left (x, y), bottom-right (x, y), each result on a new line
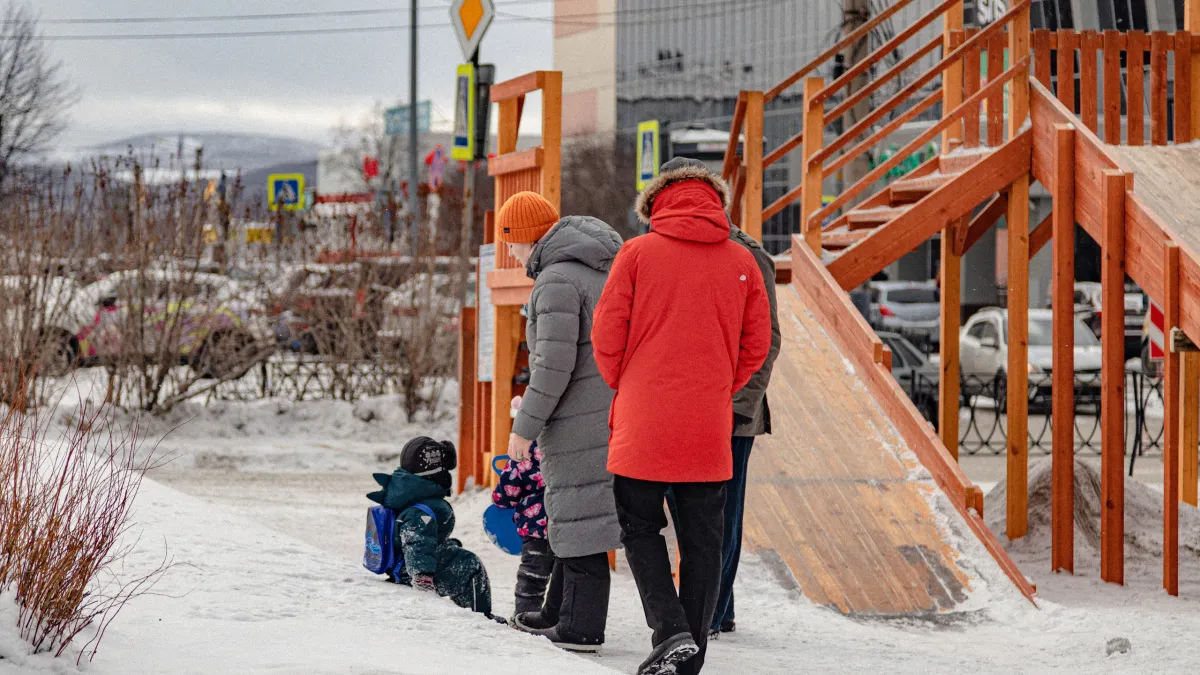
top-left (496, 191), bottom-right (559, 243)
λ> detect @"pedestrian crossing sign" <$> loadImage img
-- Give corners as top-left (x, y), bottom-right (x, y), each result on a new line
top-left (451, 63), bottom-right (477, 161)
top-left (268, 173), bottom-right (305, 212)
top-left (636, 120), bottom-right (660, 190)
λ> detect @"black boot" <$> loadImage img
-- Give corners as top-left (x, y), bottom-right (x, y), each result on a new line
top-left (526, 625), bottom-right (602, 654)
top-left (637, 632), bottom-right (699, 675)
top-left (513, 611), bottom-right (555, 632)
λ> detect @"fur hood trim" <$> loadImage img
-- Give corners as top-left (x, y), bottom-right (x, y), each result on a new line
top-left (634, 165), bottom-right (730, 224)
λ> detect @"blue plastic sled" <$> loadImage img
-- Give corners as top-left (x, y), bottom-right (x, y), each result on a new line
top-left (483, 454), bottom-right (524, 556)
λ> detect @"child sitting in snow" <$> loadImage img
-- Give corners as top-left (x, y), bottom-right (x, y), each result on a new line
top-left (491, 396), bottom-right (554, 618)
top-left (366, 436), bottom-right (493, 616)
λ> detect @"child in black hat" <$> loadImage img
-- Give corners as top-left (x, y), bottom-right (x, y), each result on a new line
top-left (366, 436), bottom-right (493, 615)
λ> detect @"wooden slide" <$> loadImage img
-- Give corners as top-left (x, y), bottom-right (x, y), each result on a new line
top-left (743, 238), bottom-right (1037, 616)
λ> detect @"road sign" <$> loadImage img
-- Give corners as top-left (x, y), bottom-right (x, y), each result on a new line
top-left (636, 120), bottom-right (660, 190)
top-left (452, 63), bottom-right (477, 161)
top-left (385, 101), bottom-right (432, 136)
top-left (449, 0), bottom-right (494, 62)
top-left (267, 173), bottom-right (305, 211)
top-left (246, 227), bottom-right (274, 244)
top-left (1148, 301), bottom-right (1165, 359)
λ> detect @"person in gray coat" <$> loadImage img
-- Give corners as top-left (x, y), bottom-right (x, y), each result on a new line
top-left (495, 190), bottom-right (623, 653)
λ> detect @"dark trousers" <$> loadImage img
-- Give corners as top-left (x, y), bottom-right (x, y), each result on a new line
top-left (514, 537), bottom-right (556, 615)
top-left (712, 436), bottom-right (754, 630)
top-left (614, 475), bottom-right (725, 675)
top-left (541, 550), bottom-right (611, 642)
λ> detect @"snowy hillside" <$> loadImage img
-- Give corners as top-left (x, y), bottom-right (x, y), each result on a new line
top-left (54, 132), bottom-right (321, 174)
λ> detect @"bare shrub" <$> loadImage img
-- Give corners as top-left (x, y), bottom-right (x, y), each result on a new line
top-left (561, 134), bottom-right (638, 240)
top-left (0, 398), bottom-right (170, 663)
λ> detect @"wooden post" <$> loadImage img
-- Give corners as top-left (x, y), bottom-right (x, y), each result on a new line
top-left (457, 305), bottom-right (477, 494)
top-left (1163, 241), bottom-right (1181, 596)
top-left (743, 91), bottom-right (765, 243)
top-left (939, 221), bottom-right (962, 459)
top-left (801, 77), bottom-right (825, 254)
top-left (491, 305), bottom-right (520, 489)
top-left (942, 3), bottom-right (964, 149)
top-left (541, 71), bottom-right (563, 212)
top-left (1189, 2), bottom-right (1200, 139)
top-left (1005, 0), bottom-right (1032, 542)
top-left (1051, 124), bottom-right (1076, 573)
top-left (1183, 352), bottom-right (1200, 506)
top-left (1100, 169), bottom-right (1126, 585)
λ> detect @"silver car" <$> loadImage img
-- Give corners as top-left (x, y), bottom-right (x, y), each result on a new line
top-left (868, 281), bottom-right (940, 351)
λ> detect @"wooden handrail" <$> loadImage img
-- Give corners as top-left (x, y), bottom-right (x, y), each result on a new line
top-left (490, 72), bottom-right (547, 102)
top-left (764, 0), bottom-right (920, 103)
top-left (809, 0), bottom-right (1029, 170)
top-left (813, 58), bottom-right (1029, 230)
top-left (824, 34), bottom-right (942, 131)
top-left (823, 88), bottom-right (943, 180)
top-left (763, 182), bottom-right (804, 221)
top-left (812, 0), bottom-right (960, 107)
top-left (722, 92), bottom-right (748, 182)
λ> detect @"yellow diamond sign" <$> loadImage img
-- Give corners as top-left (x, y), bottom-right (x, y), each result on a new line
top-left (450, 0), bottom-right (494, 61)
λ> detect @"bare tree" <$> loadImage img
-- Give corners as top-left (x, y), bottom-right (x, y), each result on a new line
top-left (560, 134), bottom-right (638, 240)
top-left (0, 2), bottom-right (78, 191)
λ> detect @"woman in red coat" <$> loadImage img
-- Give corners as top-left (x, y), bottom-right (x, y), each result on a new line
top-left (591, 162), bottom-right (771, 675)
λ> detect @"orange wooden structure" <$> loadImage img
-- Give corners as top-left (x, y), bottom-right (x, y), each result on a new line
top-left (457, 71), bottom-right (561, 492)
top-left (723, 0), bottom-right (1200, 601)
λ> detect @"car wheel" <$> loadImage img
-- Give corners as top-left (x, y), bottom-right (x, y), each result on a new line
top-left (193, 329), bottom-right (257, 379)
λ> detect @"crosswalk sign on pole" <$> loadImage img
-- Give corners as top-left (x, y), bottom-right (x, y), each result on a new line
top-left (451, 63), bottom-right (477, 161)
top-left (268, 173), bottom-right (305, 212)
top-left (636, 120), bottom-right (660, 190)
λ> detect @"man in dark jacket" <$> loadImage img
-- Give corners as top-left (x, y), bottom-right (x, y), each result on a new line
top-left (658, 158), bottom-right (781, 640)
top-left (496, 191), bottom-right (624, 653)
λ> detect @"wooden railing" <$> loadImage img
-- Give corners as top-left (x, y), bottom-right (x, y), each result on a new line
top-left (1030, 29), bottom-right (1196, 146)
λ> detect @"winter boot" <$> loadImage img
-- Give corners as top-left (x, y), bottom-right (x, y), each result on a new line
top-left (525, 625), bottom-right (602, 654)
top-left (513, 611), bottom-right (556, 632)
top-left (637, 632), bottom-right (699, 675)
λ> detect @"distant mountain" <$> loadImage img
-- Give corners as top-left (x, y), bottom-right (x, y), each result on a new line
top-left (59, 132), bottom-right (322, 174)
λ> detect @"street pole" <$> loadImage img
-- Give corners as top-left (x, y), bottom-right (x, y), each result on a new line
top-left (408, 0), bottom-right (420, 255)
top-left (459, 49), bottom-right (480, 298)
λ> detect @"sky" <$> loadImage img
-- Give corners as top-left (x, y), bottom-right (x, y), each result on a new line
top-left (39, 0), bottom-right (555, 150)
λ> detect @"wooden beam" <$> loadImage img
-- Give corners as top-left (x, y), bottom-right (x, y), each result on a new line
top-left (490, 71), bottom-right (546, 103)
top-left (1163, 241), bottom-right (1181, 596)
top-left (1006, 172), bottom-right (1031, 542)
top-left (722, 92), bottom-right (747, 182)
top-left (945, 1), bottom-right (965, 150)
top-left (1103, 31), bottom-right (1122, 144)
top-left (486, 147), bottom-right (543, 177)
top-left (801, 78), bottom-right (825, 254)
top-left (1183, 352), bottom-right (1200, 506)
top-left (491, 305), bottom-right (520, 488)
top-left (1100, 169), bottom-right (1126, 585)
top-left (1176, 31), bottom-right (1193, 144)
top-left (1127, 31), bottom-right (1147, 145)
top-left (956, 191), bottom-right (1007, 255)
top-left (1190, 3), bottom-right (1200, 139)
top-left (1051, 124), bottom-right (1076, 574)
top-left (1008, 2), bottom-right (1031, 137)
top-left (457, 306), bottom-right (477, 494)
top-left (541, 71), bottom-right (563, 212)
top-left (743, 91), bottom-right (765, 243)
top-left (939, 218), bottom-right (963, 459)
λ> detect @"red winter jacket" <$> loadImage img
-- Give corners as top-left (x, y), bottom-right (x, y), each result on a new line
top-left (592, 173), bottom-right (772, 483)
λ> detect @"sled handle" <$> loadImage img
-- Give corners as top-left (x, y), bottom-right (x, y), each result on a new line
top-left (492, 454), bottom-right (510, 476)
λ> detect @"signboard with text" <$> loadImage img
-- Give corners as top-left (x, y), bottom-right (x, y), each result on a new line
top-left (476, 243), bottom-right (495, 381)
top-left (636, 120), bottom-right (660, 190)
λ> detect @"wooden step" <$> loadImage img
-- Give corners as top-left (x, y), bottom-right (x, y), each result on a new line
top-left (822, 228), bottom-right (871, 250)
top-left (889, 172), bottom-right (958, 203)
top-left (939, 147), bottom-right (995, 174)
top-left (845, 205), bottom-right (910, 230)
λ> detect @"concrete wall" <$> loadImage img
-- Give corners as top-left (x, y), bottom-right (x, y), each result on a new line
top-left (553, 0), bottom-right (617, 136)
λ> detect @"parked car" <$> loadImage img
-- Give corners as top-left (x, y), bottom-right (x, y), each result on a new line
top-left (960, 307), bottom-right (1102, 405)
top-left (867, 281), bottom-right (940, 352)
top-left (879, 331), bottom-right (940, 429)
top-left (1069, 281), bottom-right (1146, 361)
top-left (63, 270), bottom-right (268, 378)
top-left (0, 275), bottom-right (82, 376)
top-left (268, 263), bottom-right (393, 355)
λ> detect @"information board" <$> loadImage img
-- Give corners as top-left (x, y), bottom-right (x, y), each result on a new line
top-left (476, 243), bottom-right (495, 382)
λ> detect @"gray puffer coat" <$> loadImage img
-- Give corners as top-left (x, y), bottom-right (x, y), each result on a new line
top-left (511, 216), bottom-right (624, 559)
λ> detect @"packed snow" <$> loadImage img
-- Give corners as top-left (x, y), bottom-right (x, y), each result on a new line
top-left (5, 392), bottom-right (1200, 673)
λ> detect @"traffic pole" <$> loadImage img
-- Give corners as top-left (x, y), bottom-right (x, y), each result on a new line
top-left (408, 0), bottom-right (420, 255)
top-left (459, 50), bottom-right (480, 294)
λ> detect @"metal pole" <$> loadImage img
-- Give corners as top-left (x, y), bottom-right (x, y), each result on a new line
top-left (408, 0), bottom-right (420, 255)
top-left (460, 50), bottom-right (480, 294)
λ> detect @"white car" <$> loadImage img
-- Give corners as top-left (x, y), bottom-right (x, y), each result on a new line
top-left (960, 307), bottom-right (1102, 402)
top-left (0, 275), bottom-right (83, 375)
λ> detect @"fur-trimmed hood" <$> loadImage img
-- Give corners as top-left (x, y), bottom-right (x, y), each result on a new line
top-left (634, 158), bottom-right (730, 225)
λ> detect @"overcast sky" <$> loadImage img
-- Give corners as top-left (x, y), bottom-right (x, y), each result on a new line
top-left (41, 0), bottom-right (554, 149)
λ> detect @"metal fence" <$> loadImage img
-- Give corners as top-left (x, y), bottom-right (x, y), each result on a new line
top-left (900, 369), bottom-right (1167, 469)
top-left (206, 356), bottom-right (415, 403)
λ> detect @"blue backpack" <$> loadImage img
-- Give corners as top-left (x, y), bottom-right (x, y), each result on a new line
top-left (363, 503), bottom-right (436, 579)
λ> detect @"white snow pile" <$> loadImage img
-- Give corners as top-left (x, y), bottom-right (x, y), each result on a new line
top-left (0, 478), bottom-right (612, 675)
top-left (985, 456), bottom-right (1200, 568)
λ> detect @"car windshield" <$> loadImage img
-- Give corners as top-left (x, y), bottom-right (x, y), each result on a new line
top-left (1027, 317), bottom-right (1099, 347)
top-left (886, 288), bottom-right (937, 303)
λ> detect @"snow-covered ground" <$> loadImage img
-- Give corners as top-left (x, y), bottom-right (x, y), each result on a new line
top-left (6, 392), bottom-right (1200, 673)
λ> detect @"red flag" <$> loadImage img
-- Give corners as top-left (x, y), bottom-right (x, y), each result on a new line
top-left (362, 156), bottom-right (379, 179)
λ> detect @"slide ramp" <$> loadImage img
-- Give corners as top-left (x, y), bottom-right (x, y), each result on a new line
top-left (743, 242), bottom-right (1037, 616)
